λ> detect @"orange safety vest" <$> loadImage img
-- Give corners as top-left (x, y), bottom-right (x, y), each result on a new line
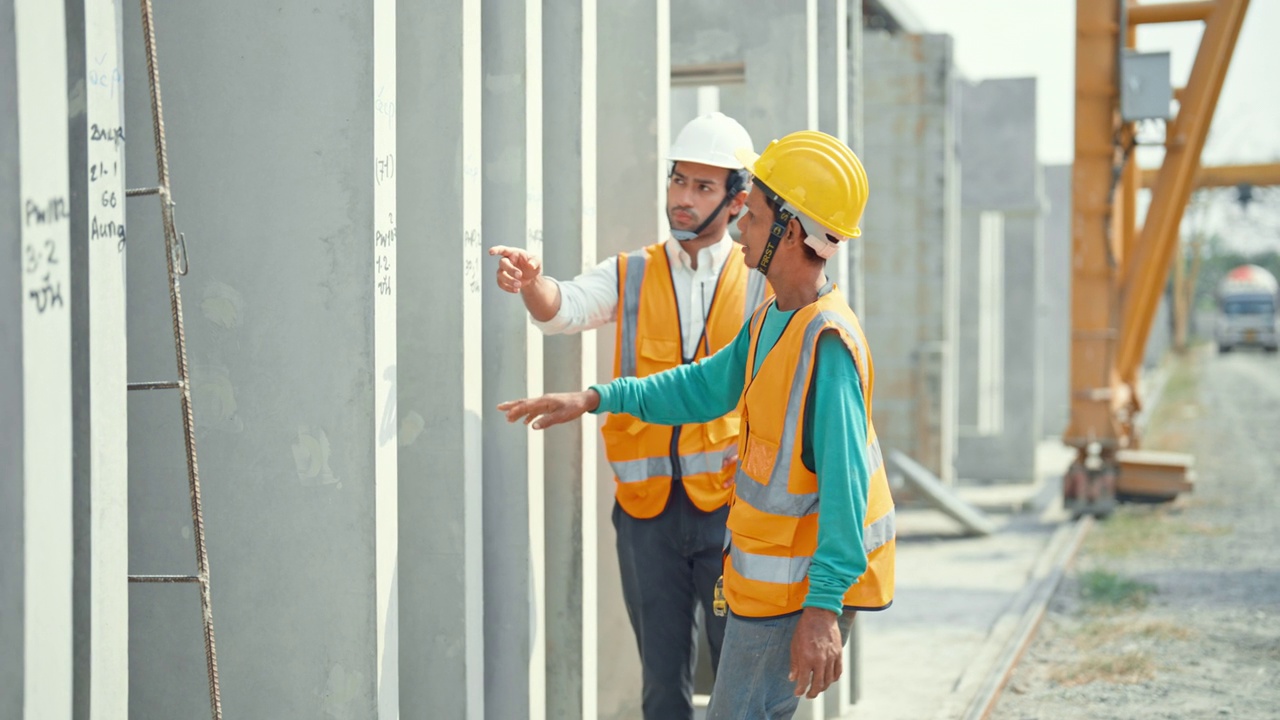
top-left (723, 287), bottom-right (895, 617)
top-left (601, 241), bottom-right (769, 519)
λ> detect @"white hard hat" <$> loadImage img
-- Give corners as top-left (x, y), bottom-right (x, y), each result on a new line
top-left (669, 112), bottom-right (754, 169)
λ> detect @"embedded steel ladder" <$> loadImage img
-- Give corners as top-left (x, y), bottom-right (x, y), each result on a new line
top-left (124, 0), bottom-right (222, 717)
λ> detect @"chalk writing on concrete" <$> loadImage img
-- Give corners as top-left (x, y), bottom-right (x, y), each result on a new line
top-left (376, 154), bottom-right (395, 186)
top-left (22, 199), bottom-right (69, 315)
top-left (25, 196), bottom-right (70, 226)
top-left (376, 211), bottom-right (396, 297)
top-left (88, 53), bottom-right (122, 100)
top-left (463, 229), bottom-right (482, 294)
top-left (89, 123), bottom-right (124, 144)
top-left (376, 86), bottom-right (396, 129)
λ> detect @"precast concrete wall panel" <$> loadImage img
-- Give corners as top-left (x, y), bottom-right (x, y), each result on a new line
top-left (122, 1), bottom-right (398, 716)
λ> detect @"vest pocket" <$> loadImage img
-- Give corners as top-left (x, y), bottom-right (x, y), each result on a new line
top-left (638, 336), bottom-right (681, 366)
top-left (725, 517), bottom-right (802, 609)
top-left (740, 429), bottom-right (779, 485)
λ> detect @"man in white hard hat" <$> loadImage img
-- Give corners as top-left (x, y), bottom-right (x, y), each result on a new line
top-left (490, 112), bottom-right (766, 719)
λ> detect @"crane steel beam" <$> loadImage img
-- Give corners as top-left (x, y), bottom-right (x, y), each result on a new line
top-left (1140, 162), bottom-right (1280, 189)
top-left (1116, 0), bottom-right (1250, 382)
top-left (1066, 0), bottom-right (1124, 449)
top-left (1128, 1), bottom-right (1215, 25)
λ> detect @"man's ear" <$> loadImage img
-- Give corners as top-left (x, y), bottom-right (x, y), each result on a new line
top-left (786, 216), bottom-right (806, 245)
top-left (729, 190), bottom-right (748, 215)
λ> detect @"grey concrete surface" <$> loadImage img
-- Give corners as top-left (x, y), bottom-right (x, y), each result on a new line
top-left (122, 1), bottom-right (397, 716)
top-left (596, 2), bottom-right (669, 716)
top-left (1, 2), bottom-right (25, 711)
top-left (1041, 164), bottom-right (1071, 439)
top-left (542, 0), bottom-right (599, 716)
top-left (480, 1), bottom-right (547, 717)
top-left (397, 0), bottom-right (484, 716)
top-left (861, 31), bottom-right (960, 482)
top-left (955, 78), bottom-right (1045, 483)
top-left (847, 0), bottom-right (866, 318)
top-left (855, 501), bottom-right (1066, 718)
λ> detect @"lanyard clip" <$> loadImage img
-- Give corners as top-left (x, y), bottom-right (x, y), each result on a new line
top-left (713, 575), bottom-right (728, 618)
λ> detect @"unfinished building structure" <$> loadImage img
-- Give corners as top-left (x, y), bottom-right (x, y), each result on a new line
top-left (3, 0), bottom-right (1069, 717)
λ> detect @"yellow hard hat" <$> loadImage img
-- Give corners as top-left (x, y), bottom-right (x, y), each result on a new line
top-left (735, 130), bottom-right (869, 240)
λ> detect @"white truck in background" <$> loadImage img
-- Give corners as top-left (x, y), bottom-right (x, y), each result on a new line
top-left (1215, 264), bottom-right (1279, 353)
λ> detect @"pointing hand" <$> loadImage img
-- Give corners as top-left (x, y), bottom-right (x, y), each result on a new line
top-left (489, 245), bottom-right (543, 293)
top-left (497, 390), bottom-right (601, 431)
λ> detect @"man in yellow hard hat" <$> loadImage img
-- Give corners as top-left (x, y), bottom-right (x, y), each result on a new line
top-left (498, 130), bottom-right (895, 718)
top-left (489, 112), bottom-right (768, 719)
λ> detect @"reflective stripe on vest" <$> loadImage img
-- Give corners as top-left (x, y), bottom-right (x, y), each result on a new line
top-left (725, 290), bottom-right (895, 616)
top-left (618, 250), bottom-right (648, 378)
top-left (730, 510), bottom-right (896, 585)
top-left (609, 446), bottom-right (737, 483)
top-left (732, 310), bottom-right (878, 517)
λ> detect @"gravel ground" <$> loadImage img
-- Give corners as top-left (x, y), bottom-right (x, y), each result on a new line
top-left (992, 346), bottom-right (1280, 720)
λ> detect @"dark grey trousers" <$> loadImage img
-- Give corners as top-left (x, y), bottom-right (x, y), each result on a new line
top-left (613, 480), bottom-right (730, 720)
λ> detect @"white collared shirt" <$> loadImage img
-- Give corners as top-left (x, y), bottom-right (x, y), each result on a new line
top-left (534, 233), bottom-right (736, 359)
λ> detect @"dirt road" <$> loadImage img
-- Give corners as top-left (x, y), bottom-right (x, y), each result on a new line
top-left (992, 347), bottom-right (1280, 720)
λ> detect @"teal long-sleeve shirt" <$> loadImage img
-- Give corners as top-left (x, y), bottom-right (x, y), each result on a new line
top-left (591, 301), bottom-right (872, 614)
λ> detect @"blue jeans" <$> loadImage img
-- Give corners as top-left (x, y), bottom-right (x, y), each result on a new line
top-left (614, 480), bottom-right (729, 720)
top-left (706, 609), bottom-right (857, 720)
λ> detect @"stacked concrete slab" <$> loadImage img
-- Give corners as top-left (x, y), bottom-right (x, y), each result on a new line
top-left (955, 78), bottom-right (1046, 483)
top-left (861, 31), bottom-right (960, 483)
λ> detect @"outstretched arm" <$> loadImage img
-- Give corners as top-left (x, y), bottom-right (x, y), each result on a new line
top-left (500, 319), bottom-right (752, 430)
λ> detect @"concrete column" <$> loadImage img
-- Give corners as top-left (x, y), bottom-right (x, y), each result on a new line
top-left (1, 0), bottom-right (74, 715)
top-left (542, 0), bottom-right (599, 717)
top-left (481, 1), bottom-right (546, 716)
top-left (818, 0), bottom-right (850, 298)
top-left (122, 1), bottom-right (398, 716)
top-left (862, 32), bottom-right (960, 482)
top-left (955, 78), bottom-right (1045, 483)
top-left (397, 0), bottom-right (485, 716)
top-left (65, 0), bottom-right (129, 716)
top-left (596, 1), bottom-right (668, 715)
top-left (847, 0), bottom-right (865, 318)
top-left (1041, 164), bottom-right (1072, 438)
top-left (738, 0), bottom-right (818, 143)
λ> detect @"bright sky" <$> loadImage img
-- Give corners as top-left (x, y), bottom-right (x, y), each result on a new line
top-left (901, 0), bottom-right (1280, 252)
top-left (901, 0), bottom-right (1280, 167)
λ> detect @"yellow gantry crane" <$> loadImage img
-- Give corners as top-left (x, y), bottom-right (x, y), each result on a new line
top-left (1065, 0), bottom-right (1277, 515)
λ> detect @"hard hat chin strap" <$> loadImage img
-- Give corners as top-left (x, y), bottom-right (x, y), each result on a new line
top-left (755, 206), bottom-right (793, 277)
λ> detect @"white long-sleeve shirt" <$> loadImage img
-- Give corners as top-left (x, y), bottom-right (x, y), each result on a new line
top-left (534, 233), bottom-right (737, 360)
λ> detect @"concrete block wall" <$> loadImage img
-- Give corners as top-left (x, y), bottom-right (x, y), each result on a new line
top-left (861, 31), bottom-right (960, 482)
top-left (955, 78), bottom-right (1046, 483)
